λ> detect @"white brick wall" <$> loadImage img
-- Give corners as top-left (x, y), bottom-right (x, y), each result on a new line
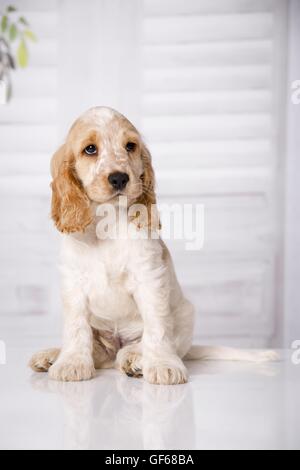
top-left (0, 0), bottom-right (289, 347)
top-left (0, 0), bottom-right (59, 320)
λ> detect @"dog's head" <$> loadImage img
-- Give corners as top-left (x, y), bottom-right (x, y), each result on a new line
top-left (51, 107), bottom-right (157, 234)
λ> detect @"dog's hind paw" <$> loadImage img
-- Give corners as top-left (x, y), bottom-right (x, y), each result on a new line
top-left (117, 347), bottom-right (143, 378)
top-left (29, 348), bottom-right (60, 373)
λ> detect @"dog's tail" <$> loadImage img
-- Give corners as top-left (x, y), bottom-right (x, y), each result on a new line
top-left (184, 345), bottom-right (279, 363)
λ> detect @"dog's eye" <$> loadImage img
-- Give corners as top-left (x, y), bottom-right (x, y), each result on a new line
top-left (84, 145), bottom-right (98, 156)
top-left (126, 142), bottom-right (136, 153)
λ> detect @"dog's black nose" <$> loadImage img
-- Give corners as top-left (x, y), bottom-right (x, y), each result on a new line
top-left (108, 172), bottom-right (130, 191)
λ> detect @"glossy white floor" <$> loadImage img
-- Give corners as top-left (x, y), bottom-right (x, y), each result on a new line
top-left (0, 341), bottom-right (299, 451)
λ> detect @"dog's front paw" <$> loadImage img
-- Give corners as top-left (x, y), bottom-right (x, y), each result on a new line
top-left (49, 356), bottom-right (95, 382)
top-left (144, 360), bottom-right (188, 386)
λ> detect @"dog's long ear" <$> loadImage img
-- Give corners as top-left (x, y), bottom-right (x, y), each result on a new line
top-left (51, 144), bottom-right (93, 234)
top-left (135, 143), bottom-right (161, 232)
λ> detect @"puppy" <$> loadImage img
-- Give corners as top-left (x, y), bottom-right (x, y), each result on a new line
top-left (30, 107), bottom-right (278, 384)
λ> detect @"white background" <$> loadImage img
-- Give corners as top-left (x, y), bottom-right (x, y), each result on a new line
top-left (0, 0), bottom-right (299, 348)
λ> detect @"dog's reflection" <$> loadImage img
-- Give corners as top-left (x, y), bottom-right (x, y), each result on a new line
top-left (30, 371), bottom-right (196, 450)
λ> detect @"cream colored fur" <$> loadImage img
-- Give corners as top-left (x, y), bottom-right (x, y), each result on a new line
top-left (30, 107), bottom-right (278, 385)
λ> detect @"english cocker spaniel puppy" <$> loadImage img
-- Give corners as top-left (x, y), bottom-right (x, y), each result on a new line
top-left (29, 107), bottom-right (277, 384)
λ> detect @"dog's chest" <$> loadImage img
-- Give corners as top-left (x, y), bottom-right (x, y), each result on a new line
top-left (65, 238), bottom-right (139, 324)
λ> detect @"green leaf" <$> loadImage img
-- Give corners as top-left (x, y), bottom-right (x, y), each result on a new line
top-left (18, 16), bottom-right (29, 26)
top-left (6, 6), bottom-right (17, 13)
top-left (1, 15), bottom-right (8, 33)
top-left (9, 23), bottom-right (18, 41)
top-left (24, 30), bottom-right (37, 42)
top-left (17, 39), bottom-right (28, 68)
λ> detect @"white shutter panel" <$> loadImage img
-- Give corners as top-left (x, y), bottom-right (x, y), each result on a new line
top-left (140, 0), bottom-right (287, 346)
top-left (0, 0), bottom-right (59, 318)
